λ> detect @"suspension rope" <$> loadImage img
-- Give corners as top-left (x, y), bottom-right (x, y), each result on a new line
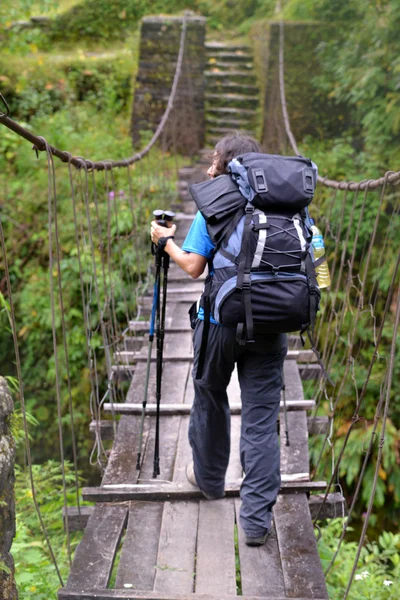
top-left (42, 137), bottom-right (73, 567)
top-left (0, 16), bottom-right (187, 171)
top-left (0, 219), bottom-right (65, 586)
top-left (278, 20), bottom-right (400, 189)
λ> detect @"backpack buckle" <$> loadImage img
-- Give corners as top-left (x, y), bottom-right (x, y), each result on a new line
top-left (251, 168), bottom-right (268, 193)
top-left (242, 273), bottom-right (251, 290)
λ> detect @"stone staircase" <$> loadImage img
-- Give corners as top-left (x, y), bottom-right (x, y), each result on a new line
top-left (204, 41), bottom-right (259, 146)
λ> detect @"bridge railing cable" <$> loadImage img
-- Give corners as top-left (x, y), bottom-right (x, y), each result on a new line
top-left (279, 17), bottom-right (400, 596)
top-left (0, 15), bottom-right (189, 586)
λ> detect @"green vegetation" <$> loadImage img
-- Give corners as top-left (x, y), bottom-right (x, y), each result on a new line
top-left (320, 519), bottom-right (399, 599)
top-left (13, 460), bottom-right (84, 599)
top-left (1, 1), bottom-right (399, 598)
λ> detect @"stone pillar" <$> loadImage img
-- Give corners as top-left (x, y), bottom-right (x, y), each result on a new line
top-left (0, 377), bottom-right (18, 600)
top-left (250, 21), bottom-right (350, 154)
top-left (131, 14), bottom-right (207, 155)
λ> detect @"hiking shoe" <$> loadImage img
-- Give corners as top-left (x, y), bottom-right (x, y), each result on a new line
top-left (245, 530), bottom-right (270, 547)
top-left (185, 462), bottom-right (225, 501)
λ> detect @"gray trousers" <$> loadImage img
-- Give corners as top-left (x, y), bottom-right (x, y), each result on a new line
top-left (189, 320), bottom-right (287, 537)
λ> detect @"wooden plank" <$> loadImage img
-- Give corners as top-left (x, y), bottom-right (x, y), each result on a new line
top-left (195, 499), bottom-right (236, 596)
top-left (227, 366), bottom-right (241, 404)
top-left (167, 283), bottom-right (204, 294)
top-left (226, 415), bottom-right (242, 483)
top-left (89, 420), bottom-right (115, 441)
top-left (102, 415), bottom-right (142, 486)
top-left (309, 492), bottom-right (348, 520)
top-left (65, 504), bottom-right (127, 591)
top-left (115, 502), bottom-right (163, 591)
top-left (114, 348), bottom-right (308, 364)
top-left (172, 415), bottom-right (192, 484)
top-left (280, 411), bottom-right (310, 477)
top-left (125, 361), bottom-right (188, 482)
top-left (140, 295), bottom-right (198, 308)
top-left (307, 416), bottom-right (330, 436)
top-left (125, 361), bottom-right (191, 405)
top-left (59, 589), bottom-right (330, 599)
top-left (111, 364), bottom-right (135, 382)
top-left (103, 400), bottom-right (316, 415)
top-left (82, 480), bottom-right (327, 502)
top-left (138, 415), bottom-right (181, 482)
top-left (153, 501), bottom-right (198, 594)
top-left (101, 362), bottom-right (188, 486)
top-left (274, 494), bottom-right (329, 598)
top-left (63, 506), bottom-right (94, 532)
top-left (129, 321), bottom-right (191, 334)
top-left (283, 359), bottom-right (304, 402)
top-left (298, 364), bottom-right (322, 380)
top-left (235, 499), bottom-right (285, 597)
top-left (62, 493), bottom-right (345, 532)
top-left (115, 351), bottom-right (193, 363)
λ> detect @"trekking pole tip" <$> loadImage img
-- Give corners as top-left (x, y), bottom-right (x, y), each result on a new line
top-left (136, 453), bottom-right (141, 470)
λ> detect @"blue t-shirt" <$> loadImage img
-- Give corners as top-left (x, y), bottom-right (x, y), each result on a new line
top-left (182, 211), bottom-right (219, 324)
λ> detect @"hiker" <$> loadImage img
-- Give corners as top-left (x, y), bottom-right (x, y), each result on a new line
top-left (151, 133), bottom-right (294, 547)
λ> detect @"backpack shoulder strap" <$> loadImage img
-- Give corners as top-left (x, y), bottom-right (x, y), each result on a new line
top-left (236, 202), bottom-right (255, 344)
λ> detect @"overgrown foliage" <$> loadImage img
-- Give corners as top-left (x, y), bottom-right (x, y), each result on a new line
top-left (319, 519), bottom-right (399, 599)
top-left (13, 460), bottom-right (84, 599)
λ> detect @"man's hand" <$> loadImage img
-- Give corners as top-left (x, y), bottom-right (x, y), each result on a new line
top-left (150, 220), bottom-right (177, 245)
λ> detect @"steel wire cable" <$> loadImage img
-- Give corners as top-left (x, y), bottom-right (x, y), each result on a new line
top-left (278, 20), bottom-right (400, 189)
top-left (0, 16), bottom-right (188, 170)
top-left (0, 205), bottom-right (65, 587)
top-left (42, 137), bottom-right (73, 567)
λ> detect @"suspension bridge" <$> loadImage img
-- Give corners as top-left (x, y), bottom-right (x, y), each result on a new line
top-left (0, 12), bottom-right (399, 600)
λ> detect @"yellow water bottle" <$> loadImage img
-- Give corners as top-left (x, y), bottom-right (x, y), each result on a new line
top-left (310, 219), bottom-right (331, 289)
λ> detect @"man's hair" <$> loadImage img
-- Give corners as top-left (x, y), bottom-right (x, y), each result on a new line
top-left (213, 132), bottom-right (263, 177)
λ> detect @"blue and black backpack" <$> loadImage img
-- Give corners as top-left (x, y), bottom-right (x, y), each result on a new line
top-left (189, 152), bottom-right (322, 379)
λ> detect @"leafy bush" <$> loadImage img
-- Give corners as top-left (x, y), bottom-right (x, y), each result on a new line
top-left (13, 460), bottom-right (84, 599)
top-left (0, 47), bottom-right (137, 122)
top-left (319, 519), bottom-right (399, 599)
top-left (0, 100), bottom-right (185, 466)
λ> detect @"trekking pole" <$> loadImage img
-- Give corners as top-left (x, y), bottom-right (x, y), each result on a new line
top-left (281, 367), bottom-right (290, 446)
top-left (136, 252), bottom-right (159, 470)
top-left (152, 210), bottom-right (175, 478)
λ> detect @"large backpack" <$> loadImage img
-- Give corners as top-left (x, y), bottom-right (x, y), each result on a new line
top-left (190, 152), bottom-right (321, 378)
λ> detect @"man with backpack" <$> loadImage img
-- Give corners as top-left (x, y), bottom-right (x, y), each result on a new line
top-left (150, 133), bottom-right (319, 546)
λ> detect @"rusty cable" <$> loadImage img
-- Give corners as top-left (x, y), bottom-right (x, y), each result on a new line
top-left (278, 20), bottom-right (400, 189)
top-left (0, 16), bottom-right (188, 171)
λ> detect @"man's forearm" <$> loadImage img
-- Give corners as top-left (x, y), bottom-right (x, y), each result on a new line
top-left (164, 239), bottom-right (206, 279)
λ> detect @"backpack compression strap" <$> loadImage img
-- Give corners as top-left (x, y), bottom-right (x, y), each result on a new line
top-left (195, 260), bottom-right (213, 380)
top-left (236, 202), bottom-right (255, 345)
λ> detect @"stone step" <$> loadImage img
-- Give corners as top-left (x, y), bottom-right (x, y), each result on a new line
top-left (205, 69), bottom-right (256, 84)
top-left (207, 126), bottom-right (256, 137)
top-left (207, 106), bottom-right (256, 117)
top-left (210, 60), bottom-right (253, 71)
top-left (206, 81), bottom-right (259, 96)
top-left (206, 116), bottom-right (255, 129)
top-left (206, 93), bottom-right (259, 110)
top-left (205, 41), bottom-right (251, 52)
top-left (207, 52), bottom-right (253, 63)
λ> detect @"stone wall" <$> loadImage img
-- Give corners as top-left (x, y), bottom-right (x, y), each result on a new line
top-left (0, 377), bottom-right (18, 600)
top-left (131, 14), bottom-right (207, 155)
top-left (250, 20), bottom-right (350, 154)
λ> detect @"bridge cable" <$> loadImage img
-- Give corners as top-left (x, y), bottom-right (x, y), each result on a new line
top-left (0, 219), bottom-right (65, 586)
top-left (42, 137), bottom-right (74, 567)
top-left (278, 19), bottom-right (400, 189)
top-left (0, 15), bottom-right (187, 170)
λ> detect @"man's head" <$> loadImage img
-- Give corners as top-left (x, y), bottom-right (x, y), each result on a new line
top-left (207, 132), bottom-right (263, 178)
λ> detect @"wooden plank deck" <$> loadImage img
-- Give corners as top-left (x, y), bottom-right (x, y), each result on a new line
top-left (60, 212), bottom-right (331, 600)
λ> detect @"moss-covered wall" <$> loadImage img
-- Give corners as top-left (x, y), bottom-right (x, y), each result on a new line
top-left (0, 377), bottom-right (17, 600)
top-left (250, 20), bottom-right (350, 154)
top-left (131, 14), bottom-right (207, 155)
